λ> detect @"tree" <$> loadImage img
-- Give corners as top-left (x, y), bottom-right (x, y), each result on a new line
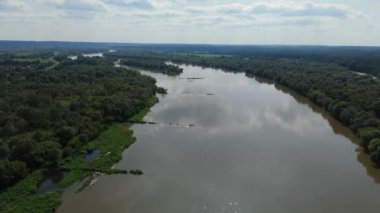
top-left (34, 141), bottom-right (62, 168)
top-left (371, 100), bottom-right (380, 118)
top-left (0, 160), bottom-right (27, 190)
top-left (56, 126), bottom-right (76, 146)
top-left (339, 107), bottom-right (358, 125)
top-left (33, 130), bottom-right (47, 142)
top-left (368, 139), bottom-right (380, 153)
top-left (10, 139), bottom-right (36, 168)
top-left (359, 128), bottom-right (380, 148)
top-left (0, 142), bottom-right (10, 159)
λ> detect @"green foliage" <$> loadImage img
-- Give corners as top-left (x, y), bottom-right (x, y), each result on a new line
top-left (368, 139), bottom-right (380, 153)
top-left (156, 87), bottom-right (167, 95)
top-left (371, 149), bottom-right (380, 167)
top-left (0, 103), bottom-right (157, 212)
top-left (359, 128), bottom-right (380, 148)
top-left (129, 96), bottom-right (158, 123)
top-left (57, 170), bottom-right (86, 188)
top-left (0, 160), bottom-right (27, 189)
top-left (0, 171), bottom-right (59, 213)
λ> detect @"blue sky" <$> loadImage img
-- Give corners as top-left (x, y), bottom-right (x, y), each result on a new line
top-left (0, 0), bottom-right (379, 45)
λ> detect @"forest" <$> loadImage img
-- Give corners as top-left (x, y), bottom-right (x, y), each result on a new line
top-left (0, 54), bottom-right (159, 191)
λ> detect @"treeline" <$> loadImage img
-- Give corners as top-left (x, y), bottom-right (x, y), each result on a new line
top-left (0, 58), bottom-right (53, 71)
top-left (104, 45), bottom-right (380, 78)
top-left (121, 58), bottom-right (182, 76)
top-left (0, 56), bottom-right (157, 190)
top-left (2, 42), bottom-right (380, 77)
top-left (235, 47), bottom-right (380, 78)
top-left (161, 53), bottom-right (380, 166)
top-left (105, 52), bottom-right (183, 76)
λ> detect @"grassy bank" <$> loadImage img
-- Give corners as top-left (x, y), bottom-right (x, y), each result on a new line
top-left (0, 96), bottom-right (158, 213)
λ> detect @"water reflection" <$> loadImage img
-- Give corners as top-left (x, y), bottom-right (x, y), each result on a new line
top-left (58, 65), bottom-right (380, 213)
top-left (84, 149), bottom-right (101, 163)
top-left (253, 76), bottom-right (380, 184)
top-left (67, 53), bottom-right (104, 60)
top-left (36, 171), bottom-right (68, 195)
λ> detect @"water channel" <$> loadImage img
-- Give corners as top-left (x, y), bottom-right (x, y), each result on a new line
top-left (58, 64), bottom-right (380, 213)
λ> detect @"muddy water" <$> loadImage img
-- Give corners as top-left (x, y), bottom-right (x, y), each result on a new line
top-left (58, 65), bottom-right (380, 213)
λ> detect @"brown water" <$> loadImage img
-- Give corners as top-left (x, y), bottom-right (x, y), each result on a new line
top-left (58, 65), bottom-right (380, 213)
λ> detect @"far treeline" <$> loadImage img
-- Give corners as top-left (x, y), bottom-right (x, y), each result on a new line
top-left (154, 52), bottom-right (380, 166)
top-left (1, 42), bottom-right (379, 77)
top-left (107, 45), bottom-right (380, 78)
top-left (106, 52), bottom-right (183, 76)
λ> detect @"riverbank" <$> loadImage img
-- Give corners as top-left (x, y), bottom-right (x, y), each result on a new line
top-left (0, 96), bottom-right (158, 213)
top-left (167, 55), bottom-right (380, 167)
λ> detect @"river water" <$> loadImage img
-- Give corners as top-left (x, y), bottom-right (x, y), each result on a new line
top-left (58, 65), bottom-right (380, 213)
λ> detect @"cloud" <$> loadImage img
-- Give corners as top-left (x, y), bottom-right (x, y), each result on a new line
top-left (0, 0), bottom-right (375, 45)
top-left (249, 1), bottom-right (362, 19)
top-left (36, 0), bottom-right (154, 19)
top-left (2, 0), bottom-right (365, 25)
top-left (179, 1), bottom-right (365, 28)
top-left (38, 0), bottom-right (65, 4)
top-left (104, 0), bottom-right (153, 9)
top-left (0, 0), bottom-right (28, 11)
top-left (35, 0), bottom-right (110, 20)
top-left (187, 1), bottom-right (362, 19)
top-left (47, 0), bottom-right (106, 12)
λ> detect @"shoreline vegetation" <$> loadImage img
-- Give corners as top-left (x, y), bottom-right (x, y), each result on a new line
top-left (0, 96), bottom-right (158, 213)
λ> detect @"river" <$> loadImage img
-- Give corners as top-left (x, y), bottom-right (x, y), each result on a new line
top-left (58, 64), bottom-right (380, 213)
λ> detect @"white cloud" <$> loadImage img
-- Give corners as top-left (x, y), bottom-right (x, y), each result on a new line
top-left (184, 1), bottom-right (364, 27)
top-left (104, 0), bottom-right (153, 9)
top-left (38, 0), bottom-right (65, 4)
top-left (48, 0), bottom-right (106, 11)
top-left (0, 0), bottom-right (378, 45)
top-left (0, 0), bottom-right (28, 11)
top-left (248, 1), bottom-right (364, 18)
top-left (3, 1), bottom-right (364, 25)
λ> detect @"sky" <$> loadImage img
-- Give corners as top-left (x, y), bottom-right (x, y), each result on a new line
top-left (0, 0), bottom-right (379, 45)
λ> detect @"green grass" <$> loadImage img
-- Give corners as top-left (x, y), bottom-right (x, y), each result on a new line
top-left (13, 58), bottom-right (39, 62)
top-left (57, 170), bottom-right (87, 189)
top-left (62, 123), bottom-right (137, 173)
top-left (0, 95), bottom-right (158, 212)
top-left (43, 57), bottom-right (60, 70)
top-left (12, 57), bottom-right (60, 71)
top-left (0, 171), bottom-right (60, 213)
top-left (0, 124), bottom-right (138, 212)
top-left (13, 57), bottom-right (57, 64)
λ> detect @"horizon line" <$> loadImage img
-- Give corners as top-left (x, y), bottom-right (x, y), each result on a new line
top-left (0, 39), bottom-right (380, 48)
